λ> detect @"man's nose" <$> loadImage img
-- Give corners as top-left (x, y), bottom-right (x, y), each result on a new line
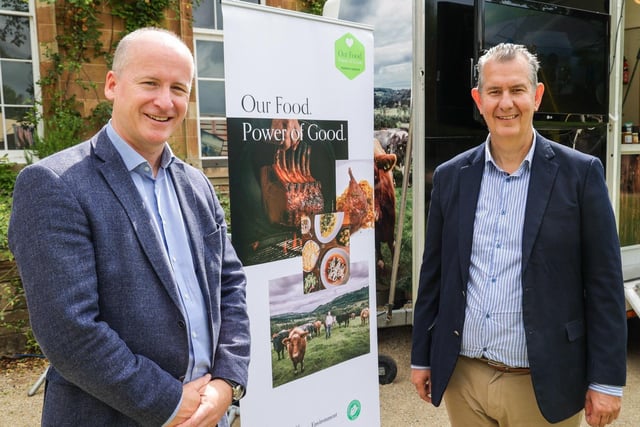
top-left (498, 93), bottom-right (514, 108)
top-left (154, 87), bottom-right (174, 109)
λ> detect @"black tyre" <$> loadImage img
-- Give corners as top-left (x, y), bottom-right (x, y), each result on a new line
top-left (378, 354), bottom-right (397, 385)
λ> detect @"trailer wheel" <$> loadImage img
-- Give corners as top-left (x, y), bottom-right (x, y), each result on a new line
top-left (378, 354), bottom-right (397, 385)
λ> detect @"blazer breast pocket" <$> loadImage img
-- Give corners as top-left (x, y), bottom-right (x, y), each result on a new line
top-left (204, 224), bottom-right (223, 262)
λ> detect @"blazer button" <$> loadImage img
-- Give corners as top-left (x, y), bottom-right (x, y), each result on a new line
top-left (178, 320), bottom-right (186, 329)
top-left (453, 330), bottom-right (460, 336)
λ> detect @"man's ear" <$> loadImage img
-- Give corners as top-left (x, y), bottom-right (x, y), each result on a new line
top-left (471, 87), bottom-right (482, 114)
top-left (104, 70), bottom-right (117, 101)
top-left (534, 83), bottom-right (545, 111)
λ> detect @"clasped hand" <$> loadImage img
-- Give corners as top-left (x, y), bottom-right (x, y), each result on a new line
top-left (168, 374), bottom-right (233, 427)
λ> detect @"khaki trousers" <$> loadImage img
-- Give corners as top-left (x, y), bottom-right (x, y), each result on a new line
top-left (443, 356), bottom-right (582, 427)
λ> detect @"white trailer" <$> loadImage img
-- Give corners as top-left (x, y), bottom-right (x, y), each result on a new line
top-left (325, 0), bottom-right (640, 322)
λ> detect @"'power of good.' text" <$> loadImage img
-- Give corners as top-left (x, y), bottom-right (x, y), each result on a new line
top-left (242, 122), bottom-right (347, 143)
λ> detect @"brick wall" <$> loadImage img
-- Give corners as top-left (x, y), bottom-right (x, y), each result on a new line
top-left (266, 0), bottom-right (308, 11)
top-left (33, 1), bottom-right (198, 168)
top-left (0, 2), bottom-right (201, 357)
top-left (0, 0), bottom-right (312, 355)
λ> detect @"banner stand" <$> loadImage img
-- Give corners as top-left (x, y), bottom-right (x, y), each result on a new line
top-left (222, 1), bottom-right (379, 426)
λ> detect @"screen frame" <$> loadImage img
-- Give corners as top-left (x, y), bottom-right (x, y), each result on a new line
top-left (475, 0), bottom-right (611, 129)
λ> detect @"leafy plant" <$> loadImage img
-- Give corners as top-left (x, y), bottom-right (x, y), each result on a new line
top-left (300, 0), bottom-right (328, 15)
top-left (0, 161), bottom-right (33, 353)
top-left (30, 0), bottom-right (189, 161)
top-left (0, 159), bottom-right (18, 256)
top-left (8, 0), bottom-right (194, 354)
top-left (28, 99), bottom-right (85, 160)
top-left (110, 0), bottom-right (181, 33)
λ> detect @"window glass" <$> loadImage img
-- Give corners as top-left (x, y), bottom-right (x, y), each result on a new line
top-left (198, 80), bottom-right (226, 116)
top-left (0, 0), bottom-right (27, 12)
top-left (216, 0), bottom-right (223, 29)
top-left (196, 40), bottom-right (224, 78)
top-left (193, 0), bottom-right (259, 160)
top-left (0, 15), bottom-right (31, 59)
top-left (193, 0), bottom-right (260, 30)
top-left (2, 61), bottom-right (33, 104)
top-left (0, 4), bottom-right (34, 153)
top-left (193, 0), bottom-right (215, 29)
top-left (200, 118), bottom-right (228, 157)
top-left (6, 106), bottom-right (31, 149)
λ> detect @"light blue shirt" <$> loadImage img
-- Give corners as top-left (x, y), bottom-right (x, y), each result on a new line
top-left (459, 136), bottom-right (533, 368)
top-left (107, 122), bottom-right (212, 383)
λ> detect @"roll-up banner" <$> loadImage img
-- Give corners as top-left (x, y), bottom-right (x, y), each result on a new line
top-left (222, 1), bottom-right (379, 426)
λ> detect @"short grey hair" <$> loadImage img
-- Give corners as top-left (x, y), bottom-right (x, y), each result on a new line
top-left (476, 43), bottom-right (540, 90)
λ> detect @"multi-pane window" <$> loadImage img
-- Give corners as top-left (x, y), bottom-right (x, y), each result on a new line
top-left (193, 0), bottom-right (260, 161)
top-left (0, 1), bottom-right (36, 158)
top-left (195, 37), bottom-right (227, 160)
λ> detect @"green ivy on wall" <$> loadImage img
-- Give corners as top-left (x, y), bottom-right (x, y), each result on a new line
top-left (111, 0), bottom-right (181, 33)
top-left (2, 0), bottom-right (194, 354)
top-left (31, 0), bottom-right (187, 160)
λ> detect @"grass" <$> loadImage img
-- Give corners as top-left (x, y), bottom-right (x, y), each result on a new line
top-left (271, 322), bottom-right (370, 388)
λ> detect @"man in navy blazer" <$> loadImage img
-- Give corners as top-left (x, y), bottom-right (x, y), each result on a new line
top-left (9, 28), bottom-right (250, 426)
top-left (411, 43), bottom-right (626, 427)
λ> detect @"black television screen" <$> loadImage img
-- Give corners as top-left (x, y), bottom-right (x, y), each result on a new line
top-left (478, 0), bottom-right (610, 126)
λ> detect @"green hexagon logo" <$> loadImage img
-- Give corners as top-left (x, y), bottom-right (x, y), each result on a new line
top-left (335, 33), bottom-right (365, 80)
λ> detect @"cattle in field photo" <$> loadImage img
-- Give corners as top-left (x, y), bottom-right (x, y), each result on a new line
top-left (268, 261), bottom-right (372, 387)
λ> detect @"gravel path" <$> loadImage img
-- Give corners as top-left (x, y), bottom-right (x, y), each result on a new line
top-left (378, 321), bottom-right (640, 427)
top-left (2, 319), bottom-right (639, 426)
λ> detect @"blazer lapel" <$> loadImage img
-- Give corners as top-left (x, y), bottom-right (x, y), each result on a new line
top-left (521, 135), bottom-right (559, 274)
top-left (167, 163), bottom-right (212, 305)
top-left (91, 131), bottom-right (183, 308)
top-left (458, 146), bottom-right (485, 284)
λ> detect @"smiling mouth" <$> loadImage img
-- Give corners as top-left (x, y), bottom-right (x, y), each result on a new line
top-left (146, 114), bottom-right (170, 122)
top-left (498, 114), bottom-right (518, 120)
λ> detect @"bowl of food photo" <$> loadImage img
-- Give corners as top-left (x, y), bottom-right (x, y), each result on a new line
top-left (314, 211), bottom-right (344, 244)
top-left (320, 247), bottom-right (350, 287)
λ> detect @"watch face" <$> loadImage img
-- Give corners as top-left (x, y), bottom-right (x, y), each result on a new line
top-left (221, 378), bottom-right (244, 400)
top-left (232, 385), bottom-right (245, 400)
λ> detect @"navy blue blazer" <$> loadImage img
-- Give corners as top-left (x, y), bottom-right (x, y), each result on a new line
top-left (9, 128), bottom-right (250, 426)
top-left (411, 133), bottom-right (627, 423)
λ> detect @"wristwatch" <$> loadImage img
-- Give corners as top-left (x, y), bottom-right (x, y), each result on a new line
top-left (221, 378), bottom-right (245, 401)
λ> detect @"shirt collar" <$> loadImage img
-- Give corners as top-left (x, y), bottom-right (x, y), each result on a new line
top-left (106, 120), bottom-right (175, 172)
top-left (485, 129), bottom-right (536, 172)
